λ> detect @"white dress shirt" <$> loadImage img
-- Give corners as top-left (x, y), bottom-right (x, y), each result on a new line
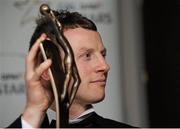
top-left (21, 107), bottom-right (95, 128)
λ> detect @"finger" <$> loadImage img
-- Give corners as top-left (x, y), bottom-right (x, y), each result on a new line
top-left (33, 59), bottom-right (52, 81)
top-left (26, 34), bottom-right (47, 73)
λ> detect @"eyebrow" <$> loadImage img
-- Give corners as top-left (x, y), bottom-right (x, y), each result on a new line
top-left (77, 47), bottom-right (93, 55)
top-left (78, 47), bottom-right (106, 53)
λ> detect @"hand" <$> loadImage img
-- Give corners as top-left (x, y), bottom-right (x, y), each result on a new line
top-left (22, 34), bottom-right (53, 128)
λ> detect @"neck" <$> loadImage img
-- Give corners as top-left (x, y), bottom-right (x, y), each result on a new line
top-left (50, 101), bottom-right (92, 120)
top-left (69, 104), bottom-right (92, 120)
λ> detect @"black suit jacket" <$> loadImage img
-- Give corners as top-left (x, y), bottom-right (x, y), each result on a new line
top-left (7, 112), bottom-right (134, 128)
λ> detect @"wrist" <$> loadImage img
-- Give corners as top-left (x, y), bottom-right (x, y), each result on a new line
top-left (22, 106), bottom-right (46, 128)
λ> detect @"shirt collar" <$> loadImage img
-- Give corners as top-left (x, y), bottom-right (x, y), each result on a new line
top-left (69, 107), bottom-right (95, 124)
top-left (47, 106), bottom-right (95, 124)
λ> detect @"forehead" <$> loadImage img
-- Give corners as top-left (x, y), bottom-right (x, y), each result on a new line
top-left (64, 28), bottom-right (104, 53)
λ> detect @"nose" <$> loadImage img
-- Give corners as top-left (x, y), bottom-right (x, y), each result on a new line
top-left (96, 56), bottom-right (110, 73)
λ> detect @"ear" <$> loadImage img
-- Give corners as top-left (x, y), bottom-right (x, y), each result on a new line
top-left (41, 69), bottom-right (50, 81)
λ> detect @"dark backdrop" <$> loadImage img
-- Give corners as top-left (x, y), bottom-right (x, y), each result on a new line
top-left (143, 0), bottom-right (180, 127)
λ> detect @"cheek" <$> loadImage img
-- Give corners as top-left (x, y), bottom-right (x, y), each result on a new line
top-left (77, 62), bottom-right (92, 79)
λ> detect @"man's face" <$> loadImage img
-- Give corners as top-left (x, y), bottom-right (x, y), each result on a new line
top-left (64, 28), bottom-right (110, 106)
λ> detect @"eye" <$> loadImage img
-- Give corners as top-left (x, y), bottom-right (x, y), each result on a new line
top-left (102, 52), bottom-right (106, 57)
top-left (78, 49), bottom-right (94, 61)
top-left (101, 50), bottom-right (107, 58)
top-left (84, 52), bottom-right (92, 60)
top-left (86, 53), bottom-right (90, 57)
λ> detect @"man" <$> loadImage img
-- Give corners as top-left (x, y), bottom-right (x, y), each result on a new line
top-left (8, 10), bottom-right (134, 128)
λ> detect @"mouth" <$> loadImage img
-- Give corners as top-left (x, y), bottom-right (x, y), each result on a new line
top-left (90, 79), bottom-right (106, 86)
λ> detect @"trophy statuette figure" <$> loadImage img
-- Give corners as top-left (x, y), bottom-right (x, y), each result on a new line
top-left (39, 4), bottom-right (81, 128)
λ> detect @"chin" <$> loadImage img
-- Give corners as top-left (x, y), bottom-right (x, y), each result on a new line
top-left (91, 94), bottom-right (105, 104)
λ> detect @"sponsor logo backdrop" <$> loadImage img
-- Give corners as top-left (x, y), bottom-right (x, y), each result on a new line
top-left (0, 0), bottom-right (123, 127)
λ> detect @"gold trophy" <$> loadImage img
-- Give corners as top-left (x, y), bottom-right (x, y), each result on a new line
top-left (39, 4), bottom-right (81, 128)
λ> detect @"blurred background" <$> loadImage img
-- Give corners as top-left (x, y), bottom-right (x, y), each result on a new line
top-left (1, 0), bottom-right (180, 128)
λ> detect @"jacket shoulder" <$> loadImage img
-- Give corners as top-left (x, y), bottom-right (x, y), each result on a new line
top-left (7, 114), bottom-right (50, 128)
top-left (95, 113), bottom-right (135, 128)
top-left (7, 115), bottom-right (22, 128)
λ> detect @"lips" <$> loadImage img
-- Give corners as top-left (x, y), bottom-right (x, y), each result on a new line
top-left (90, 79), bottom-right (106, 86)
